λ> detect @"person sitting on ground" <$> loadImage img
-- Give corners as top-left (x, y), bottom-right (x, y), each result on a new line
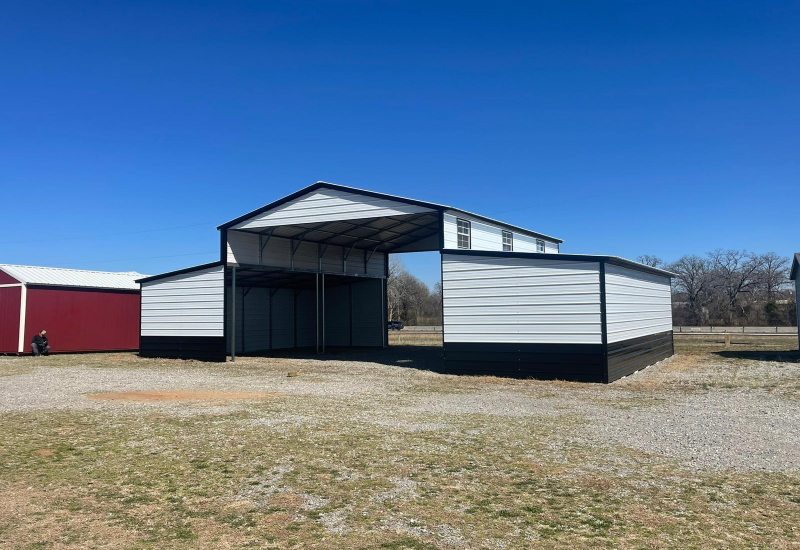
top-left (31, 330), bottom-right (50, 356)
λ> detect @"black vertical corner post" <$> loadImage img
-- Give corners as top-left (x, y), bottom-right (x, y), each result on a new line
top-left (230, 265), bottom-right (237, 363)
top-left (384, 253), bottom-right (389, 348)
top-left (599, 260), bottom-right (608, 383)
top-left (439, 251), bottom-right (445, 349)
top-left (315, 272), bottom-right (320, 354)
top-left (321, 272), bottom-right (326, 353)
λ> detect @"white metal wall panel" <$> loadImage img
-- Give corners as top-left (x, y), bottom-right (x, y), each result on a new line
top-left (351, 279), bottom-right (383, 346)
top-left (604, 263), bottom-right (673, 343)
top-left (227, 230), bottom-right (387, 277)
top-left (232, 188), bottom-right (434, 230)
top-left (442, 211), bottom-right (559, 254)
top-left (442, 254), bottom-right (602, 344)
top-left (141, 266), bottom-right (224, 337)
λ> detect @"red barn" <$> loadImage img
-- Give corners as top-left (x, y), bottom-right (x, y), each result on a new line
top-left (0, 264), bottom-right (145, 354)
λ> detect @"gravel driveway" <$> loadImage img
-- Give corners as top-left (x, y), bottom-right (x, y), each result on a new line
top-left (1, 348), bottom-right (798, 473)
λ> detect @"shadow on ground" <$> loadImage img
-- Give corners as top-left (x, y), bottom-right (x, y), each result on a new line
top-left (714, 350), bottom-right (800, 363)
top-left (241, 345), bottom-right (450, 373)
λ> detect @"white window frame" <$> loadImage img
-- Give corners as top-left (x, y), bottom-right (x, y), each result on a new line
top-left (456, 218), bottom-right (471, 249)
top-left (536, 239), bottom-right (546, 253)
top-left (502, 230), bottom-right (513, 252)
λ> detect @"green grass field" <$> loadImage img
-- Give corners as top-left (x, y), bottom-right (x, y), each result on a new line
top-left (0, 334), bottom-right (797, 549)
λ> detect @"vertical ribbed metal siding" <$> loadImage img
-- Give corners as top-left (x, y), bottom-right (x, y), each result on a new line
top-left (141, 266), bottom-right (225, 337)
top-left (604, 263), bottom-right (672, 343)
top-left (442, 254), bottom-right (602, 344)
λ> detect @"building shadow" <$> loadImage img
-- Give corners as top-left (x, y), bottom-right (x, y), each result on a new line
top-left (714, 349), bottom-right (800, 363)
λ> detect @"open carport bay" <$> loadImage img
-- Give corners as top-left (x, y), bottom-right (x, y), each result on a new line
top-left (226, 267), bottom-right (385, 356)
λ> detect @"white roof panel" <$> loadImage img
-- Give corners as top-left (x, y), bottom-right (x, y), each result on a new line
top-left (0, 264), bottom-right (147, 290)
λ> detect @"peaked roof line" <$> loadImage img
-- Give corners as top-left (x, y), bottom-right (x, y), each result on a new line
top-left (0, 264), bottom-right (147, 290)
top-left (217, 181), bottom-right (563, 243)
top-left (790, 253), bottom-right (800, 281)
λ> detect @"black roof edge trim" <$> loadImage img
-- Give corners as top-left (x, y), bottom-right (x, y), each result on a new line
top-left (136, 261), bottom-right (225, 284)
top-left (441, 249), bottom-right (675, 278)
top-left (216, 181), bottom-right (562, 243)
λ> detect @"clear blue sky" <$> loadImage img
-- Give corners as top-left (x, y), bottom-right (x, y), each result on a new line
top-left (2, 1), bottom-right (797, 287)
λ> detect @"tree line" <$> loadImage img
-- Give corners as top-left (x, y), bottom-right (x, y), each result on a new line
top-left (639, 250), bottom-right (796, 326)
top-left (387, 259), bottom-right (442, 325)
top-left (388, 251), bottom-right (797, 327)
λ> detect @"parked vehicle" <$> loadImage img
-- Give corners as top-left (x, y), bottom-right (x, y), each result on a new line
top-left (387, 320), bottom-right (405, 331)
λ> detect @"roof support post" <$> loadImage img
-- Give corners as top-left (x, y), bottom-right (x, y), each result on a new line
top-left (230, 266), bottom-right (237, 363)
top-left (321, 273), bottom-right (326, 353)
top-left (259, 229), bottom-right (274, 265)
top-left (17, 284), bottom-right (27, 354)
top-left (315, 272), bottom-right (319, 354)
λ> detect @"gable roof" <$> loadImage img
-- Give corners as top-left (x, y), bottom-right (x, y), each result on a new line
top-left (791, 253), bottom-right (800, 281)
top-left (217, 181), bottom-right (563, 243)
top-left (0, 264), bottom-right (147, 290)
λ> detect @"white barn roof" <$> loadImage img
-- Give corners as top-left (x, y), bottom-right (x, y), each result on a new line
top-left (0, 264), bottom-right (146, 290)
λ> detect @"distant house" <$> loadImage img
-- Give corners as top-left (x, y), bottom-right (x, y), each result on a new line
top-left (0, 264), bottom-right (145, 354)
top-left (791, 254), bottom-right (800, 350)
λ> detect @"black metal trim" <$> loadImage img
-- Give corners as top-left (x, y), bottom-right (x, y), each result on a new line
top-left (607, 331), bottom-right (674, 382)
top-left (441, 249), bottom-right (675, 278)
top-left (136, 261), bottom-right (225, 284)
top-left (790, 253), bottom-right (800, 281)
top-left (443, 342), bottom-right (606, 382)
top-left (599, 260), bottom-right (609, 383)
top-left (140, 336), bottom-right (226, 362)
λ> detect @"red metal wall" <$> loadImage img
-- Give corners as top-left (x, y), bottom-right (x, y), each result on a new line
top-left (0, 287), bottom-right (22, 353)
top-left (0, 270), bottom-right (20, 285)
top-left (24, 287), bottom-right (140, 352)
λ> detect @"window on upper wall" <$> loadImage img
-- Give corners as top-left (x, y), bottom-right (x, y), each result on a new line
top-left (502, 230), bottom-right (513, 251)
top-left (536, 239), bottom-right (546, 253)
top-left (456, 218), bottom-right (471, 249)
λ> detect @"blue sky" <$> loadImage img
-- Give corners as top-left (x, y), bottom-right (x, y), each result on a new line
top-left (2, 1), bottom-right (797, 287)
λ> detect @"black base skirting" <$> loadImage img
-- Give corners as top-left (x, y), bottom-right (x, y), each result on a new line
top-left (139, 336), bottom-right (226, 362)
top-left (443, 342), bottom-right (606, 382)
top-left (444, 332), bottom-right (674, 383)
top-left (607, 331), bottom-right (673, 382)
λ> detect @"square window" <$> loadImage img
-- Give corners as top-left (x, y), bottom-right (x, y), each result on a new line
top-left (536, 239), bottom-right (546, 253)
top-left (456, 218), bottom-right (471, 249)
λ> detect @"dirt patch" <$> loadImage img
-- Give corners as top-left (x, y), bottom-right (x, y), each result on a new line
top-left (34, 448), bottom-right (54, 457)
top-left (87, 390), bottom-right (281, 403)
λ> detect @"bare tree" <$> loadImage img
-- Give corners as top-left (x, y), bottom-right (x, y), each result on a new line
top-left (708, 249), bottom-right (765, 322)
top-left (637, 255), bottom-right (664, 268)
top-left (669, 255), bottom-right (712, 325)
top-left (755, 252), bottom-right (790, 301)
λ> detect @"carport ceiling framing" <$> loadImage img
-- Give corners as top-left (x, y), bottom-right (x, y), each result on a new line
top-left (231, 212), bottom-right (442, 253)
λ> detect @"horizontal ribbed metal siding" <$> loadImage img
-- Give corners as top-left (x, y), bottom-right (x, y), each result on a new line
top-left (442, 254), bottom-right (602, 344)
top-left (227, 231), bottom-right (386, 277)
top-left (604, 263), bottom-right (672, 343)
top-left (442, 211), bottom-right (559, 253)
top-left (232, 188), bottom-right (433, 230)
top-left (141, 266), bottom-right (224, 337)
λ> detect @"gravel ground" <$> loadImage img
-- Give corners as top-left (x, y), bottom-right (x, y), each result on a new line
top-left (0, 348), bottom-right (798, 473)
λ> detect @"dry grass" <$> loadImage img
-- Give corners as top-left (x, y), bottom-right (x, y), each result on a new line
top-left (0, 338), bottom-right (798, 548)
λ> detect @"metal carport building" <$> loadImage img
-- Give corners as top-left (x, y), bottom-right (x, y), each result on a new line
top-left (138, 181), bottom-right (674, 382)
